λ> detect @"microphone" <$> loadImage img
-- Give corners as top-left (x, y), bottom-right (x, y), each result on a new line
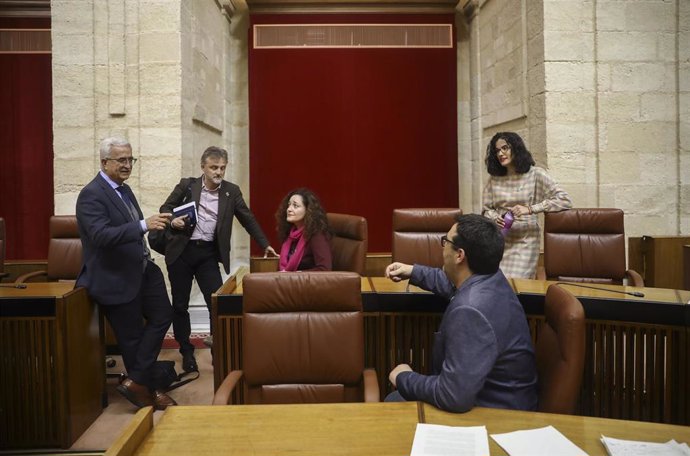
top-left (0, 283), bottom-right (27, 289)
top-left (555, 282), bottom-right (644, 298)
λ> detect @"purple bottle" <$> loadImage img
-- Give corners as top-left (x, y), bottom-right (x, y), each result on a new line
top-left (501, 212), bottom-right (514, 236)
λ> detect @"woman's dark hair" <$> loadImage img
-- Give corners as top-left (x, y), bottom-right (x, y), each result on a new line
top-left (275, 188), bottom-right (330, 242)
top-left (485, 132), bottom-right (535, 176)
top-left (451, 214), bottom-right (504, 275)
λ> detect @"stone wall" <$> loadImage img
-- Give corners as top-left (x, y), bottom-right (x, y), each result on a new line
top-left (52, 0), bottom-right (243, 317)
top-left (51, 0), bottom-right (689, 268)
top-left (459, 0), bottom-right (689, 237)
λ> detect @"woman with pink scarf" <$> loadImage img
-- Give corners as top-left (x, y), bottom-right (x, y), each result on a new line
top-left (275, 188), bottom-right (332, 271)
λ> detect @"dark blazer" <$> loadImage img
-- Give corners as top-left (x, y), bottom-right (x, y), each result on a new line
top-left (76, 173), bottom-right (147, 305)
top-left (161, 177), bottom-right (270, 274)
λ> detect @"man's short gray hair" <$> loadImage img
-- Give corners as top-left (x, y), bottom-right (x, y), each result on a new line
top-left (99, 137), bottom-right (131, 160)
top-left (200, 146), bottom-right (228, 165)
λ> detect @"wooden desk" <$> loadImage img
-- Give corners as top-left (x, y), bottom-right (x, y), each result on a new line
top-left (0, 283), bottom-right (104, 449)
top-left (212, 275), bottom-right (690, 424)
top-left (113, 403), bottom-right (690, 456)
top-left (629, 235), bottom-right (690, 289)
top-left (423, 405), bottom-right (690, 456)
top-left (128, 403), bottom-right (420, 456)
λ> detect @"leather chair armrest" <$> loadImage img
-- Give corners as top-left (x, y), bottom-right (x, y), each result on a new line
top-left (212, 370), bottom-right (244, 405)
top-left (625, 269), bottom-right (644, 288)
top-left (362, 368), bottom-right (380, 403)
top-left (15, 270), bottom-right (47, 284)
top-left (535, 266), bottom-right (546, 281)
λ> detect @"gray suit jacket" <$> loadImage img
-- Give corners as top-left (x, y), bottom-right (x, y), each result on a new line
top-left (76, 174), bottom-right (147, 305)
top-left (160, 177), bottom-right (269, 274)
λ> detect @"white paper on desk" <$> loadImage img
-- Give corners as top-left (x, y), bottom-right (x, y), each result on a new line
top-left (601, 435), bottom-right (690, 456)
top-left (490, 425), bottom-right (587, 456)
top-left (410, 423), bottom-right (490, 456)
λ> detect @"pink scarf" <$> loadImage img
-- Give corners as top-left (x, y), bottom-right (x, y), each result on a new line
top-left (279, 225), bottom-right (307, 271)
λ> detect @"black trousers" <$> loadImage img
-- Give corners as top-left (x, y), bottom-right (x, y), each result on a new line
top-left (167, 240), bottom-right (223, 355)
top-left (102, 260), bottom-right (173, 390)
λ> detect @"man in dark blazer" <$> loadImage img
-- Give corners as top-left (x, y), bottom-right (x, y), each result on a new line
top-left (76, 137), bottom-right (176, 410)
top-left (161, 146), bottom-right (276, 372)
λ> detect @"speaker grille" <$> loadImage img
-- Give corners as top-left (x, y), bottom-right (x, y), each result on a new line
top-left (254, 24), bottom-right (452, 49)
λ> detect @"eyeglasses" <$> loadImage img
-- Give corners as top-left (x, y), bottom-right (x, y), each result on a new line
top-left (104, 157), bottom-right (138, 165)
top-left (441, 235), bottom-right (460, 250)
top-left (495, 144), bottom-right (511, 155)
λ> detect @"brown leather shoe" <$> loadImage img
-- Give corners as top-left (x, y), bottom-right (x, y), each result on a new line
top-left (153, 390), bottom-right (178, 410)
top-left (116, 378), bottom-right (154, 408)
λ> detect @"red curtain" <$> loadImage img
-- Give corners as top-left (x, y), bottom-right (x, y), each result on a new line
top-left (0, 18), bottom-right (53, 259)
top-left (248, 14), bottom-right (458, 253)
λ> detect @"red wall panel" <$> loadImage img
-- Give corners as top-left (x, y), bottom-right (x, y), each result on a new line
top-left (0, 18), bottom-right (53, 260)
top-left (249, 14), bottom-right (458, 253)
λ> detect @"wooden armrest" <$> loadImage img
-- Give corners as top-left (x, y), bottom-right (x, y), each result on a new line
top-left (625, 269), bottom-right (644, 288)
top-left (212, 370), bottom-right (244, 405)
top-left (362, 368), bottom-right (380, 403)
top-left (15, 270), bottom-right (47, 284)
top-left (104, 406), bottom-right (153, 456)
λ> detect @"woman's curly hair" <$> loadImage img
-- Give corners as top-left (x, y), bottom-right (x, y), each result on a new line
top-left (275, 188), bottom-right (330, 242)
top-left (485, 132), bottom-right (535, 176)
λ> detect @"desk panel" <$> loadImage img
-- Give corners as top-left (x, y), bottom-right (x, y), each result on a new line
top-left (133, 403), bottom-right (420, 456)
top-left (114, 403), bottom-right (690, 456)
top-left (0, 284), bottom-right (103, 449)
top-left (212, 276), bottom-right (690, 424)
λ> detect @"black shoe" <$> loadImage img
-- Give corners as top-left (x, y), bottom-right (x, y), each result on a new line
top-left (182, 353), bottom-right (198, 372)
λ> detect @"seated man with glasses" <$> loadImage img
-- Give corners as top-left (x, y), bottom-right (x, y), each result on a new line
top-left (384, 214), bottom-right (537, 413)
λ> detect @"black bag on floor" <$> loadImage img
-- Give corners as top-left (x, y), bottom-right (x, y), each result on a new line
top-left (150, 360), bottom-right (199, 392)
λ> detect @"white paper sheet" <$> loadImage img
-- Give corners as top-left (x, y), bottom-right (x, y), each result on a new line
top-left (410, 423), bottom-right (490, 456)
top-left (490, 425), bottom-right (588, 456)
top-left (601, 436), bottom-right (690, 456)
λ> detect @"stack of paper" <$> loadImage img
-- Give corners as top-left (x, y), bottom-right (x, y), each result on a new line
top-left (601, 435), bottom-right (690, 456)
top-left (410, 423), bottom-right (490, 456)
top-left (490, 425), bottom-right (588, 456)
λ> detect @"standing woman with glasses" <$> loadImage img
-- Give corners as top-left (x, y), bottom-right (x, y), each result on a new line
top-left (482, 132), bottom-right (572, 278)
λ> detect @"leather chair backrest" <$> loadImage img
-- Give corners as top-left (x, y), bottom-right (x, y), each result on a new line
top-left (46, 215), bottom-right (82, 280)
top-left (536, 284), bottom-right (586, 414)
top-left (544, 208), bottom-right (626, 284)
top-left (242, 271), bottom-right (364, 404)
top-left (392, 208), bottom-right (462, 268)
top-left (327, 213), bottom-right (367, 275)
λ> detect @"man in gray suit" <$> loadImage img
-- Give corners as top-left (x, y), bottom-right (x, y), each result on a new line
top-left (160, 146), bottom-right (276, 372)
top-left (76, 137), bottom-right (176, 410)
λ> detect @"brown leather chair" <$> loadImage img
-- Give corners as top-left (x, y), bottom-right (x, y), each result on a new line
top-left (541, 208), bottom-right (644, 286)
top-left (327, 213), bottom-right (367, 275)
top-left (213, 271), bottom-right (379, 405)
top-left (392, 208), bottom-right (463, 268)
top-left (15, 215), bottom-right (82, 283)
top-left (536, 284), bottom-right (586, 414)
top-left (0, 218), bottom-right (8, 280)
